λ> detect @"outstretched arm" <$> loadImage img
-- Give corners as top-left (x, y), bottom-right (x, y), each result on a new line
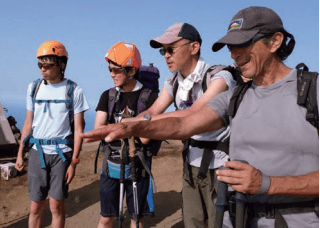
top-left (81, 106), bottom-right (224, 143)
top-left (124, 78), bottom-right (228, 122)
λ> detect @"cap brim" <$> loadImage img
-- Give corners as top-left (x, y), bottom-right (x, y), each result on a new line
top-left (212, 29), bottom-right (259, 52)
top-left (150, 35), bottom-right (182, 48)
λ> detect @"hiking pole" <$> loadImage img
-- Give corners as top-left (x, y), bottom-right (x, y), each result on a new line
top-left (214, 166), bottom-right (229, 228)
top-left (118, 141), bottom-right (126, 228)
top-left (128, 136), bottom-right (139, 228)
top-left (234, 160), bottom-right (249, 228)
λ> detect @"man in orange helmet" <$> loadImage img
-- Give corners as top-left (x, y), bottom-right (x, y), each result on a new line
top-left (15, 40), bottom-right (89, 228)
top-left (95, 42), bottom-right (158, 228)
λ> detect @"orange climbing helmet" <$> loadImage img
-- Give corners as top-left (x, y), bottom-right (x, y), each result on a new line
top-left (36, 40), bottom-right (68, 58)
top-left (105, 42), bottom-right (141, 68)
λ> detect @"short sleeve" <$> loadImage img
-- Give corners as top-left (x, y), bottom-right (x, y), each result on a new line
top-left (96, 90), bottom-right (109, 113)
top-left (210, 70), bottom-right (237, 92)
top-left (26, 83), bottom-right (34, 111)
top-left (207, 89), bottom-right (234, 126)
top-left (73, 86), bottom-right (90, 114)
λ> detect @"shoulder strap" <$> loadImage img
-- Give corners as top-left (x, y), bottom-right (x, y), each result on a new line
top-left (227, 81), bottom-right (253, 118)
top-left (30, 79), bottom-right (43, 110)
top-left (65, 79), bottom-right (77, 126)
top-left (296, 63), bottom-right (319, 130)
top-left (137, 88), bottom-right (152, 114)
top-left (108, 87), bottom-right (119, 122)
top-left (65, 79), bottom-right (77, 99)
top-left (172, 72), bottom-right (179, 110)
top-left (202, 65), bottom-right (228, 92)
top-left (31, 79), bottom-right (43, 99)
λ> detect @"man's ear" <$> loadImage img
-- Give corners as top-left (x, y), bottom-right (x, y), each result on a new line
top-left (128, 67), bottom-right (137, 77)
top-left (61, 62), bottom-right (66, 70)
top-left (269, 32), bottom-right (284, 54)
top-left (190, 41), bottom-right (200, 56)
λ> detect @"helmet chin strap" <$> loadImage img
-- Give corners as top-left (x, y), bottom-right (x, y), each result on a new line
top-left (120, 66), bottom-right (134, 87)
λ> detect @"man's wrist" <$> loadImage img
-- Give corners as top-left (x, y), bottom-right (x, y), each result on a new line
top-left (72, 158), bottom-right (80, 165)
top-left (142, 114), bottom-right (152, 121)
top-left (255, 170), bottom-right (271, 195)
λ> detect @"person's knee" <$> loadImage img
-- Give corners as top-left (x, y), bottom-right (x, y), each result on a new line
top-left (49, 198), bottom-right (65, 216)
top-left (30, 201), bottom-right (46, 215)
top-left (99, 216), bottom-right (115, 226)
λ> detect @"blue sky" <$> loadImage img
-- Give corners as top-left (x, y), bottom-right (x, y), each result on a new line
top-left (0, 0), bottom-right (318, 130)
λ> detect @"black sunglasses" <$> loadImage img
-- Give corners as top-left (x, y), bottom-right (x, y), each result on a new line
top-left (227, 33), bottom-right (273, 51)
top-left (108, 66), bottom-right (124, 74)
top-left (159, 42), bottom-right (191, 56)
top-left (38, 62), bottom-right (57, 69)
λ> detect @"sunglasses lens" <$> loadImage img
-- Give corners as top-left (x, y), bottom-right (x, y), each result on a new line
top-left (38, 62), bottom-right (56, 69)
top-left (159, 48), bottom-right (165, 56)
top-left (167, 47), bottom-right (173, 55)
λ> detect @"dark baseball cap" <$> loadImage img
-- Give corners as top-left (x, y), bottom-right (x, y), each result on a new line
top-left (150, 23), bottom-right (202, 48)
top-left (212, 6), bottom-right (292, 52)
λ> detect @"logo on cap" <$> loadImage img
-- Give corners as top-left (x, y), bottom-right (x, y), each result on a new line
top-left (228, 19), bottom-right (243, 31)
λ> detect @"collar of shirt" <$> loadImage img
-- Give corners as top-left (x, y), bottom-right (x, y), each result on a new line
top-left (115, 80), bottom-right (143, 92)
top-left (177, 58), bottom-right (209, 101)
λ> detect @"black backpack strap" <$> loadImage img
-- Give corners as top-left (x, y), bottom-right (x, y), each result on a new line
top-left (181, 139), bottom-right (194, 187)
top-left (222, 65), bottom-right (244, 85)
top-left (296, 63), bottom-right (319, 130)
top-left (190, 138), bottom-right (230, 180)
top-left (137, 88), bottom-right (152, 114)
top-left (108, 87), bottom-right (119, 122)
top-left (172, 72), bottom-right (179, 110)
top-left (198, 148), bottom-right (213, 180)
top-left (228, 81), bottom-right (253, 118)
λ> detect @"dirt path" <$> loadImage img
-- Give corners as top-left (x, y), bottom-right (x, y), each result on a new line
top-left (0, 140), bottom-right (184, 228)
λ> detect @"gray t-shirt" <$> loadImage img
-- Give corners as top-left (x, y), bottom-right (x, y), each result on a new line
top-left (208, 69), bottom-right (319, 227)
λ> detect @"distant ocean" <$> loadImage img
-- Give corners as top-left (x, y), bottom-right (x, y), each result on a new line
top-left (2, 102), bottom-right (96, 132)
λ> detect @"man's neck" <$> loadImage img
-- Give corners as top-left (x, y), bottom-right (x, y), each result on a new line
top-left (121, 79), bottom-right (137, 92)
top-left (253, 59), bottom-right (292, 87)
top-left (179, 57), bottom-right (199, 79)
top-left (46, 77), bottom-right (64, 84)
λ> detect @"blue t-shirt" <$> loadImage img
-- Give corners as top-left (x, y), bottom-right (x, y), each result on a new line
top-left (26, 79), bottom-right (90, 154)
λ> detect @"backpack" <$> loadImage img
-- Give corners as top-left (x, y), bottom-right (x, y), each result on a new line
top-left (172, 64), bottom-right (243, 110)
top-left (94, 63), bottom-right (162, 174)
top-left (23, 78), bottom-right (83, 169)
top-left (227, 63), bottom-right (319, 131)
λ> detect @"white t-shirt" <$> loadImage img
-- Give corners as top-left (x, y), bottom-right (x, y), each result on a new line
top-left (164, 58), bottom-right (237, 168)
top-left (26, 79), bottom-right (90, 154)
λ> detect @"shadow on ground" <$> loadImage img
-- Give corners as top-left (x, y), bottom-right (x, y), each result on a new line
top-left (5, 180), bottom-right (100, 228)
top-left (5, 183), bottom-right (183, 228)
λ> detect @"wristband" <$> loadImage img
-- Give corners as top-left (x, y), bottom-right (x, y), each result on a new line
top-left (72, 158), bottom-right (80, 164)
top-left (256, 170), bottom-right (270, 195)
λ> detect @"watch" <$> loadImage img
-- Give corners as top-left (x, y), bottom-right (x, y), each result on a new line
top-left (72, 158), bottom-right (80, 164)
top-left (142, 114), bottom-right (152, 121)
